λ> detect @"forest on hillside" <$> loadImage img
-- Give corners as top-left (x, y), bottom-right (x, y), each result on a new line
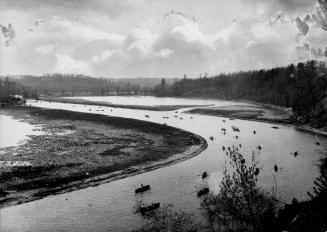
top-left (15, 74), bottom-right (164, 96)
top-left (154, 61), bottom-right (327, 126)
top-left (2, 60), bottom-right (327, 127)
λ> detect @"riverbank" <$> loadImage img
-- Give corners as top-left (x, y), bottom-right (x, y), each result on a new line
top-left (0, 106), bottom-right (207, 208)
top-left (184, 104), bottom-right (327, 139)
top-left (39, 97), bottom-right (208, 111)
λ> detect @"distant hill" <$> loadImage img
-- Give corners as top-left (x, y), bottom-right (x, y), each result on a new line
top-left (8, 74), bottom-right (178, 96)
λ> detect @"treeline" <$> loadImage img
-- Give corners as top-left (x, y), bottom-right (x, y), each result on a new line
top-left (12, 74), bottom-right (175, 97)
top-left (0, 77), bottom-right (36, 105)
top-left (155, 61), bottom-right (327, 125)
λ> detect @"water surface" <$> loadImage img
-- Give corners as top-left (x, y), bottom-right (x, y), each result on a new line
top-left (0, 114), bottom-right (43, 148)
top-left (67, 95), bottom-right (249, 107)
top-left (0, 98), bottom-right (325, 232)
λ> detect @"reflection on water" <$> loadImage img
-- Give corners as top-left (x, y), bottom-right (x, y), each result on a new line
top-left (0, 99), bottom-right (325, 232)
top-left (0, 114), bottom-right (43, 148)
top-left (67, 95), bottom-right (250, 107)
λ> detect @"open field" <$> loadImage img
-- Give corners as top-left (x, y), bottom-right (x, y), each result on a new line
top-left (0, 106), bottom-right (207, 208)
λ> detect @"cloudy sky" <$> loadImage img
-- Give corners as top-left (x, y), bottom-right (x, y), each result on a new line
top-left (0, 0), bottom-right (326, 78)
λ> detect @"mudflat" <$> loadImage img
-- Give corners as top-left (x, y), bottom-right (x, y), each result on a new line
top-left (0, 106), bottom-right (207, 208)
top-left (185, 104), bottom-right (294, 124)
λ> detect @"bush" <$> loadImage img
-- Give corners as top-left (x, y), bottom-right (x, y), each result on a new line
top-left (201, 145), bottom-right (278, 232)
top-left (134, 204), bottom-right (198, 232)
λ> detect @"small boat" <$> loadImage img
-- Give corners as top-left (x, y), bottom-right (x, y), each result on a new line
top-left (253, 130), bottom-right (256, 134)
top-left (231, 126), bottom-right (240, 132)
top-left (197, 187), bottom-right (209, 197)
top-left (274, 165), bottom-right (278, 172)
top-left (202, 172), bottom-right (208, 179)
top-left (271, 126), bottom-right (279, 129)
top-left (145, 115), bottom-right (150, 118)
top-left (139, 203), bottom-right (160, 214)
top-left (209, 136), bottom-right (214, 141)
top-left (294, 151), bottom-right (298, 157)
top-left (257, 145), bottom-right (262, 150)
top-left (316, 141), bottom-right (320, 146)
top-left (135, 184), bottom-right (151, 193)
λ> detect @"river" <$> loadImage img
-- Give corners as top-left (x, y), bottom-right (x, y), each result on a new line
top-left (0, 96), bottom-right (325, 232)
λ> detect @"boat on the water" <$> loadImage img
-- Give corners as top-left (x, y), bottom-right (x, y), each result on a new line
top-left (202, 172), bottom-right (208, 179)
top-left (135, 184), bottom-right (151, 193)
top-left (139, 203), bottom-right (160, 214)
top-left (197, 187), bottom-right (209, 197)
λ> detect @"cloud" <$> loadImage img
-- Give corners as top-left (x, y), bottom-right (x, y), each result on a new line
top-left (1, 0), bottom-right (327, 77)
top-left (242, 0), bottom-right (316, 16)
top-left (91, 49), bottom-right (121, 63)
top-left (55, 53), bottom-right (91, 74)
top-left (154, 48), bottom-right (174, 58)
top-left (0, 0), bottom-right (133, 19)
top-left (126, 27), bottom-right (158, 57)
top-left (35, 43), bottom-right (60, 55)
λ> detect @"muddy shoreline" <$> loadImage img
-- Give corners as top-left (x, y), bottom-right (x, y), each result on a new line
top-left (184, 104), bottom-right (327, 139)
top-left (0, 106), bottom-right (207, 208)
top-left (184, 104), bottom-right (294, 124)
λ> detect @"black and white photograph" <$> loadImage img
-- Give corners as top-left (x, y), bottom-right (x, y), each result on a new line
top-left (0, 0), bottom-right (327, 231)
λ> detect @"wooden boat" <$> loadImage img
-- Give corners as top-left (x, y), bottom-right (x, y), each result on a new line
top-left (231, 126), bottom-right (240, 132)
top-left (202, 172), bottom-right (208, 179)
top-left (135, 184), bottom-right (151, 193)
top-left (197, 187), bottom-right (209, 197)
top-left (139, 203), bottom-right (160, 214)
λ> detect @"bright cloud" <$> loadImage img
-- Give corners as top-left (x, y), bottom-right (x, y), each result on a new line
top-left (0, 0), bottom-right (325, 77)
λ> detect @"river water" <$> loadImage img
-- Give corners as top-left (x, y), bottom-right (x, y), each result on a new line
top-left (0, 115), bottom-right (43, 149)
top-left (0, 97), bottom-right (325, 232)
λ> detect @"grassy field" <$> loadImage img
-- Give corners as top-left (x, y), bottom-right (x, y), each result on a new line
top-left (0, 106), bottom-right (207, 207)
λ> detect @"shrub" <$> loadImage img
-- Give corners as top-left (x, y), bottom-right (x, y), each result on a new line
top-left (201, 145), bottom-right (278, 232)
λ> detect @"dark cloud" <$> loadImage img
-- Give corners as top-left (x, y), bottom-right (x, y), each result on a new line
top-left (0, 0), bottom-right (131, 19)
top-left (0, 23), bottom-right (15, 46)
top-left (242, 0), bottom-right (316, 15)
top-left (295, 17), bottom-right (309, 38)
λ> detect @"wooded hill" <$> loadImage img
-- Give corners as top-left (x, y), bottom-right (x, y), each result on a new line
top-left (10, 74), bottom-right (178, 97)
top-left (154, 61), bottom-right (327, 128)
